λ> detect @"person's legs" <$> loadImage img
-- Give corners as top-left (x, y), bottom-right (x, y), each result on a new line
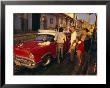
top-left (77, 50), bottom-right (82, 65)
top-left (70, 49), bottom-right (74, 62)
top-left (60, 43), bottom-right (63, 59)
top-left (57, 44), bottom-right (60, 64)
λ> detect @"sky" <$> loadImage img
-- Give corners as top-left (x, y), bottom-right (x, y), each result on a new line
top-left (77, 13), bottom-right (96, 24)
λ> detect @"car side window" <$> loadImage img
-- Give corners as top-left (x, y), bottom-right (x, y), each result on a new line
top-left (48, 35), bottom-right (54, 42)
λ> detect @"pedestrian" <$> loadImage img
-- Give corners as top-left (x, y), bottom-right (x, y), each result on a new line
top-left (74, 28), bottom-right (88, 74)
top-left (55, 25), bottom-right (59, 32)
top-left (83, 28), bottom-right (91, 53)
top-left (54, 27), bottom-right (66, 64)
top-left (76, 35), bottom-right (86, 66)
top-left (68, 26), bottom-right (77, 62)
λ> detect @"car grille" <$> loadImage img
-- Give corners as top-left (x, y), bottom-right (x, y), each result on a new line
top-left (15, 56), bottom-right (36, 67)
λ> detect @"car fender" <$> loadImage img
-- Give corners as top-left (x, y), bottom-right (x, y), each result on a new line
top-left (41, 52), bottom-right (52, 60)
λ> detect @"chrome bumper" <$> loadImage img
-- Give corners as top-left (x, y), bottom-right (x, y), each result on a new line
top-left (14, 56), bottom-right (37, 69)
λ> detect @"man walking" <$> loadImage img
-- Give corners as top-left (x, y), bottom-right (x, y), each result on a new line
top-left (68, 26), bottom-right (77, 62)
top-left (54, 27), bottom-right (66, 64)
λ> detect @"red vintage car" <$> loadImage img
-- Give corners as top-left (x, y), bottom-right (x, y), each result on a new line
top-left (14, 30), bottom-right (70, 69)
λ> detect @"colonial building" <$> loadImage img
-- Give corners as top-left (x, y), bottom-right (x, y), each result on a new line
top-left (14, 13), bottom-right (33, 34)
top-left (14, 13), bottom-right (75, 34)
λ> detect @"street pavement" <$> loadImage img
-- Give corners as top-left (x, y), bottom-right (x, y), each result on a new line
top-left (14, 52), bottom-right (97, 75)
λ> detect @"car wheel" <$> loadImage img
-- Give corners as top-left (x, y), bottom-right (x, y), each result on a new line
top-left (41, 55), bottom-right (52, 67)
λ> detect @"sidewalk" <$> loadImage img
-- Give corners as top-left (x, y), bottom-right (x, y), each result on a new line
top-left (14, 32), bottom-right (38, 39)
top-left (14, 32), bottom-right (38, 45)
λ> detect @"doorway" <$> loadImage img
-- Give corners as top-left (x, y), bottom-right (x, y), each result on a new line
top-left (32, 13), bottom-right (41, 31)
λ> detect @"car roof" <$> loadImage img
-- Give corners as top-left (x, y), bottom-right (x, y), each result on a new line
top-left (38, 30), bottom-right (56, 36)
top-left (38, 29), bottom-right (71, 36)
top-left (38, 32), bottom-right (55, 36)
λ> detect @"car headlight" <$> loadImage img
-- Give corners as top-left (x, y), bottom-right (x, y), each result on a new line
top-left (17, 43), bottom-right (23, 47)
top-left (29, 53), bottom-right (34, 59)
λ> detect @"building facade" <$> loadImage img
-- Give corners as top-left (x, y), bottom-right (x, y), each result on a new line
top-left (14, 13), bottom-right (75, 34)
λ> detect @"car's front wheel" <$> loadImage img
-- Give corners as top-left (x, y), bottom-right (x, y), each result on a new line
top-left (41, 55), bottom-right (52, 67)
top-left (35, 55), bottom-right (53, 73)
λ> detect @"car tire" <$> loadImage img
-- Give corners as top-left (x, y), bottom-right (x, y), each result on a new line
top-left (41, 55), bottom-right (52, 67)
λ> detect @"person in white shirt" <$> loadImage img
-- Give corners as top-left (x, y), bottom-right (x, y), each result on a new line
top-left (54, 27), bottom-right (66, 64)
top-left (68, 26), bottom-right (77, 62)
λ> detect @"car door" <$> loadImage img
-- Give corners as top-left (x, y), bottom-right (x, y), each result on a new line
top-left (48, 35), bottom-right (57, 58)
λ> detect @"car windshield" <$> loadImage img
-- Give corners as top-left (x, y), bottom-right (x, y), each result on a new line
top-left (35, 34), bottom-right (54, 42)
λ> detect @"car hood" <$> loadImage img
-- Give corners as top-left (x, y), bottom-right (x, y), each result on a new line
top-left (18, 41), bottom-right (42, 48)
top-left (17, 40), bottom-right (51, 49)
top-left (14, 40), bottom-right (51, 55)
